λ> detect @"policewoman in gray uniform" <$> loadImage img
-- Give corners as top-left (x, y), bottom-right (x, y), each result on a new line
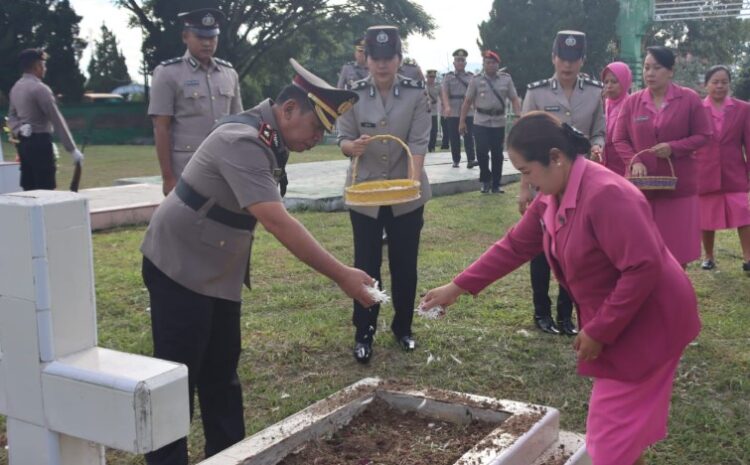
top-left (336, 37), bottom-right (369, 89)
top-left (338, 25), bottom-right (431, 364)
top-left (460, 50), bottom-right (522, 193)
top-left (7, 48), bottom-right (83, 190)
top-left (426, 69), bottom-right (441, 152)
top-left (148, 8), bottom-right (243, 196)
top-left (140, 59), bottom-right (376, 465)
top-left (520, 30), bottom-right (605, 336)
top-left (441, 48), bottom-right (476, 167)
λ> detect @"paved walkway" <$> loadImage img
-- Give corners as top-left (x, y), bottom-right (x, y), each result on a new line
top-left (83, 152), bottom-right (519, 230)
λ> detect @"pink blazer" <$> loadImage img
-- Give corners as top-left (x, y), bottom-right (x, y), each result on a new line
top-left (695, 97), bottom-right (750, 195)
top-left (613, 83), bottom-right (712, 198)
top-left (454, 158), bottom-right (700, 382)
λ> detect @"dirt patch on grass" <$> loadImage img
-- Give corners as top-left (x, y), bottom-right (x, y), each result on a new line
top-left (278, 398), bottom-right (497, 465)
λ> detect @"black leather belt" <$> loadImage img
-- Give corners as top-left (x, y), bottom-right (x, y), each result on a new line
top-left (175, 179), bottom-right (257, 231)
top-left (476, 108), bottom-right (505, 116)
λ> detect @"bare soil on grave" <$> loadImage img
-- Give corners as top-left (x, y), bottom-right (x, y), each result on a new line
top-left (277, 397), bottom-right (498, 465)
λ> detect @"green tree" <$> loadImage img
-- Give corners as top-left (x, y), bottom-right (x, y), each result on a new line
top-left (734, 55), bottom-right (750, 101)
top-left (478, 0), bottom-right (620, 98)
top-left (0, 0), bottom-right (86, 102)
top-left (116, 0), bottom-right (434, 85)
top-left (87, 24), bottom-right (132, 92)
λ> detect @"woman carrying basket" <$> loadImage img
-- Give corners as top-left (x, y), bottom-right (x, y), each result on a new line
top-left (695, 65), bottom-right (750, 274)
top-left (613, 46), bottom-right (711, 266)
top-left (421, 112), bottom-right (701, 465)
top-left (337, 25), bottom-right (431, 363)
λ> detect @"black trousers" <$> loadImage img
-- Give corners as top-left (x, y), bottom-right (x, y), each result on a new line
top-left (474, 125), bottom-right (505, 188)
top-left (142, 257), bottom-right (245, 465)
top-left (17, 133), bottom-right (56, 190)
top-left (529, 253), bottom-right (573, 321)
top-left (440, 116), bottom-right (450, 149)
top-left (350, 206), bottom-right (424, 343)
top-left (446, 116), bottom-right (475, 164)
top-left (428, 115), bottom-right (438, 152)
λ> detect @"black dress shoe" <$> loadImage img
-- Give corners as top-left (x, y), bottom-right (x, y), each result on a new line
top-left (452, 162), bottom-right (459, 168)
top-left (467, 161), bottom-right (477, 168)
top-left (743, 261), bottom-right (750, 276)
top-left (491, 187), bottom-right (505, 194)
top-left (701, 259), bottom-right (715, 270)
top-left (481, 182), bottom-right (490, 193)
top-left (353, 342), bottom-right (372, 364)
top-left (558, 319), bottom-right (578, 336)
top-left (534, 316), bottom-right (560, 335)
top-left (396, 335), bottom-right (416, 351)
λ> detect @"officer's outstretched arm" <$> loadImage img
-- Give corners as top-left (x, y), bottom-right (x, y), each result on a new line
top-left (248, 201), bottom-right (377, 308)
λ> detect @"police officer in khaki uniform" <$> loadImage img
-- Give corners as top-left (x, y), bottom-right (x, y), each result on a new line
top-left (426, 69), bottom-right (441, 152)
top-left (460, 50), bottom-right (522, 193)
top-left (7, 48), bottom-right (83, 190)
top-left (442, 49), bottom-right (476, 168)
top-left (399, 57), bottom-right (425, 81)
top-left (148, 8), bottom-right (243, 196)
top-left (520, 30), bottom-right (605, 336)
top-left (141, 59), bottom-right (376, 465)
top-left (338, 25), bottom-right (431, 364)
top-left (336, 37), bottom-right (369, 89)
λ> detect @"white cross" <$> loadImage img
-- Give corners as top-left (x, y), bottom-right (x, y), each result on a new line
top-left (0, 190), bottom-right (189, 465)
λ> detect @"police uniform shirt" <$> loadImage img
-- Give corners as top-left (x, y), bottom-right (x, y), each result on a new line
top-left (148, 50), bottom-right (243, 175)
top-left (398, 63), bottom-right (423, 81)
top-left (426, 81), bottom-right (441, 114)
top-left (7, 73), bottom-right (76, 152)
top-left (337, 76), bottom-right (432, 219)
top-left (465, 71), bottom-right (518, 128)
top-left (522, 74), bottom-right (605, 147)
top-left (141, 99), bottom-right (283, 301)
top-left (336, 62), bottom-right (369, 89)
top-left (441, 70), bottom-right (474, 117)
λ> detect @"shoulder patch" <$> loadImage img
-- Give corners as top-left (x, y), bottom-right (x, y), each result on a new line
top-left (215, 58), bottom-right (234, 68)
top-left (445, 71), bottom-right (455, 76)
top-left (159, 57), bottom-right (182, 67)
top-left (527, 79), bottom-right (551, 90)
top-left (400, 78), bottom-right (424, 89)
top-left (583, 77), bottom-right (603, 88)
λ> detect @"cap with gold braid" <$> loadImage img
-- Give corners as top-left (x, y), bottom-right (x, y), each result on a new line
top-left (353, 36), bottom-right (365, 53)
top-left (290, 58), bottom-right (359, 132)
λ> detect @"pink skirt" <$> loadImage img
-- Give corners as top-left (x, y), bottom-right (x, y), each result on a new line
top-left (586, 356), bottom-right (681, 465)
top-left (649, 195), bottom-right (700, 264)
top-left (699, 192), bottom-right (750, 230)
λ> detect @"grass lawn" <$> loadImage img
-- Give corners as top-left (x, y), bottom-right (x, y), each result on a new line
top-left (0, 154), bottom-right (748, 464)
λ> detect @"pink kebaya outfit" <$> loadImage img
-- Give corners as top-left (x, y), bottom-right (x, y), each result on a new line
top-left (613, 83), bottom-right (712, 264)
top-left (695, 96), bottom-right (750, 230)
top-left (453, 158), bottom-right (700, 465)
top-left (600, 62), bottom-right (632, 176)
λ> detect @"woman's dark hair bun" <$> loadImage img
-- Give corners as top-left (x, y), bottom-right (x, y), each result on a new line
top-left (562, 122), bottom-right (591, 154)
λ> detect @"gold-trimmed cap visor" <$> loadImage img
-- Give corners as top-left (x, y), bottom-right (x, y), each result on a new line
top-left (290, 58), bottom-right (359, 132)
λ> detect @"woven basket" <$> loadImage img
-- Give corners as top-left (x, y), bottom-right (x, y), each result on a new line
top-left (626, 149), bottom-right (677, 191)
top-left (344, 134), bottom-right (421, 206)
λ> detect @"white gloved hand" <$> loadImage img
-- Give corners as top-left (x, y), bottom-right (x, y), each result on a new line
top-left (72, 149), bottom-right (84, 164)
top-left (19, 123), bottom-right (32, 137)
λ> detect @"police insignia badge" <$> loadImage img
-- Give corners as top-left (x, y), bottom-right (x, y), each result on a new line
top-left (376, 31), bottom-right (389, 43)
top-left (202, 14), bottom-right (215, 26)
top-left (258, 123), bottom-right (275, 148)
top-left (565, 35), bottom-right (576, 46)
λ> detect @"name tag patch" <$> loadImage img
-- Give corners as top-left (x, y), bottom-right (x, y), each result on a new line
top-left (544, 106), bottom-right (561, 112)
top-left (360, 122), bottom-right (376, 128)
top-left (183, 79), bottom-right (200, 86)
top-left (635, 115), bottom-right (650, 122)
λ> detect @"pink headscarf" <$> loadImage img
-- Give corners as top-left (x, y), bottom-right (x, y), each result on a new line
top-left (601, 62), bottom-right (633, 137)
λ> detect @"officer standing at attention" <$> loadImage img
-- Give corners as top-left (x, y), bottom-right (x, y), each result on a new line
top-left (148, 8), bottom-right (242, 196)
top-left (459, 50), bottom-right (521, 193)
top-left (426, 69), bottom-right (441, 152)
top-left (140, 59), bottom-right (376, 465)
top-left (337, 37), bottom-right (369, 89)
top-left (7, 48), bottom-right (83, 190)
top-left (338, 25), bottom-right (431, 364)
top-left (520, 30), bottom-right (605, 336)
top-left (442, 49), bottom-right (476, 168)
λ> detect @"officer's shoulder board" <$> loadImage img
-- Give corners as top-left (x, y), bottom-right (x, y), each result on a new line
top-left (215, 57), bottom-right (234, 69)
top-left (582, 76), bottom-right (603, 88)
top-left (159, 57), bottom-right (183, 67)
top-left (349, 78), bottom-right (371, 91)
top-left (527, 78), bottom-right (551, 90)
top-left (400, 78), bottom-right (424, 89)
top-left (445, 71), bottom-right (455, 76)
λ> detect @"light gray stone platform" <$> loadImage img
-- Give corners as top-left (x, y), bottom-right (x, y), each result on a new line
top-left (85, 152), bottom-right (519, 230)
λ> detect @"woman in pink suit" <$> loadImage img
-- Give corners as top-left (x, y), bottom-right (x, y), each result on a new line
top-left (613, 46), bottom-right (712, 266)
top-left (422, 112), bottom-right (701, 465)
top-left (599, 62), bottom-right (632, 175)
top-left (695, 65), bottom-right (750, 274)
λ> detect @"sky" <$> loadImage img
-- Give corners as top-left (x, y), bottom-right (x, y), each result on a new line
top-left (71, 0), bottom-right (495, 84)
